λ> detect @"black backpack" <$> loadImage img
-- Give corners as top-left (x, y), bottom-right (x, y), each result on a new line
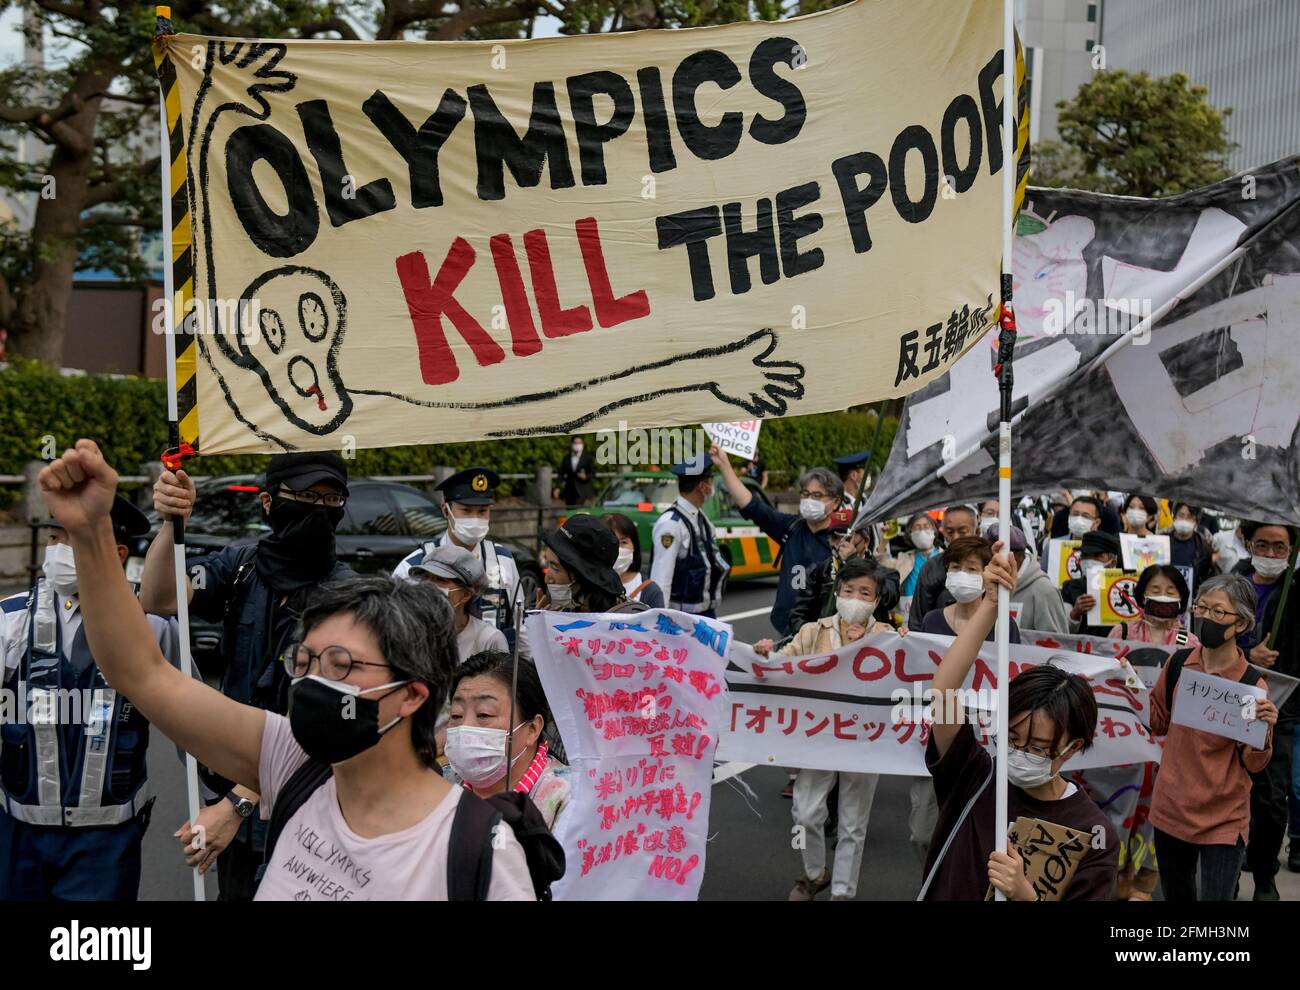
top-left (263, 760), bottom-right (565, 900)
top-left (1162, 648), bottom-right (1263, 711)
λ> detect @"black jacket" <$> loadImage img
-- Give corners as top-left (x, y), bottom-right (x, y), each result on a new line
top-left (785, 554), bottom-right (901, 637)
top-left (557, 450), bottom-right (597, 504)
top-left (907, 553), bottom-right (953, 631)
top-left (1232, 560), bottom-right (1300, 729)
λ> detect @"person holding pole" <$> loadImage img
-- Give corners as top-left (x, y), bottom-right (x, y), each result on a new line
top-left (139, 452), bottom-right (354, 900)
top-left (918, 542), bottom-right (1119, 901)
top-left (36, 440), bottom-right (536, 901)
top-left (0, 497), bottom-right (190, 900)
top-left (1231, 522), bottom-right (1298, 898)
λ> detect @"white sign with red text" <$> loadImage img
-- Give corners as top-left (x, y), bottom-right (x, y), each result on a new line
top-left (702, 420), bottom-right (762, 461)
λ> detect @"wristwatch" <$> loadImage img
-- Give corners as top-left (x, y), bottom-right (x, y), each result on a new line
top-left (225, 792), bottom-right (256, 818)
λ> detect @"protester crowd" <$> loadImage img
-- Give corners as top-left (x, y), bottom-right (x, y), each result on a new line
top-left (2, 438), bottom-right (1295, 904)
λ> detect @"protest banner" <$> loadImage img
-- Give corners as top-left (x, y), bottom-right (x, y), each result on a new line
top-left (1098, 568), bottom-right (1141, 626)
top-left (1170, 667), bottom-right (1268, 747)
top-left (1120, 533), bottom-right (1170, 571)
top-left (984, 816), bottom-right (1089, 901)
top-left (153, 0), bottom-right (1026, 454)
top-left (1046, 538), bottom-right (1081, 586)
top-left (716, 631), bottom-right (1159, 775)
top-left (528, 609), bottom-right (730, 900)
top-left (702, 420), bottom-right (762, 461)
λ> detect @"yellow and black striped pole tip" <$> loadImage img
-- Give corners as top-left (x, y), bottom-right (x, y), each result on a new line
top-left (154, 6), bottom-right (174, 39)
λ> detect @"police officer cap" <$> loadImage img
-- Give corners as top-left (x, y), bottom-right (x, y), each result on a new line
top-left (670, 452), bottom-right (713, 478)
top-left (264, 451), bottom-right (349, 496)
top-left (436, 467), bottom-right (499, 506)
top-left (833, 450), bottom-right (871, 467)
top-left (46, 494), bottom-right (149, 546)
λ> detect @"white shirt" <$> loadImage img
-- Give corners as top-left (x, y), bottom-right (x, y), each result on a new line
top-left (456, 615), bottom-right (507, 663)
top-left (650, 496), bottom-right (725, 610)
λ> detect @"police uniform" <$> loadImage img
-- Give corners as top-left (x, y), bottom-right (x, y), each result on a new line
top-left (0, 498), bottom-right (183, 900)
top-left (650, 460), bottom-right (730, 618)
top-left (834, 450), bottom-right (871, 511)
top-left (392, 467), bottom-right (525, 650)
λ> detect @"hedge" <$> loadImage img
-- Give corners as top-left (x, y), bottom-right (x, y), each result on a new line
top-left (0, 359), bottom-right (897, 500)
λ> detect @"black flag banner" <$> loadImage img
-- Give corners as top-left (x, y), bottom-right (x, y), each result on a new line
top-left (862, 157), bottom-right (1300, 526)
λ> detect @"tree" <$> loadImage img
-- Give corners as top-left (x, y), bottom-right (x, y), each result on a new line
top-left (0, 0), bottom-right (791, 367)
top-left (1030, 69), bottom-right (1234, 198)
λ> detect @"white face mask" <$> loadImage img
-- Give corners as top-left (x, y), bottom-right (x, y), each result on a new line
top-left (42, 543), bottom-right (78, 595)
top-left (614, 546), bottom-right (634, 573)
top-left (945, 571), bottom-right (984, 603)
top-left (1126, 508), bottom-right (1149, 528)
top-left (835, 596), bottom-right (875, 627)
top-left (978, 516), bottom-right (998, 537)
top-left (1006, 747), bottom-right (1056, 789)
top-left (444, 723), bottom-right (528, 787)
top-left (911, 528), bottom-right (935, 551)
top-left (1252, 554), bottom-right (1289, 579)
top-left (799, 498), bottom-right (828, 522)
top-left (1172, 518), bottom-right (1196, 538)
top-left (446, 508), bottom-right (489, 547)
top-left (1067, 514), bottom-right (1094, 537)
top-left (571, 443), bottom-right (583, 454)
top-left (547, 580), bottom-right (575, 608)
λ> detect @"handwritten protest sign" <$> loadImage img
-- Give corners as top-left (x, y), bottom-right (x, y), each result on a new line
top-left (1047, 539), bottom-right (1081, 587)
top-left (155, 0), bottom-right (1022, 453)
top-left (1170, 667), bottom-right (1268, 747)
top-left (717, 632), bottom-right (1158, 774)
top-left (528, 609), bottom-right (730, 900)
top-left (1120, 533), bottom-right (1170, 571)
top-left (984, 817), bottom-right (1090, 901)
top-left (702, 420), bottom-right (762, 461)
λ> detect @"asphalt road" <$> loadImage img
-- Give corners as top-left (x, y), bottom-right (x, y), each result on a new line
top-left (139, 579), bottom-right (1296, 901)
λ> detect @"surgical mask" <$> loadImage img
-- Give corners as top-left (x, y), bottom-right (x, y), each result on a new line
top-left (288, 675), bottom-right (410, 765)
top-left (572, 443), bottom-right (583, 454)
top-left (1007, 747), bottom-right (1055, 789)
top-left (1252, 554), bottom-right (1289, 579)
top-left (1172, 518), bottom-right (1196, 538)
top-left (800, 498), bottom-right (828, 522)
top-left (911, 529), bottom-right (935, 551)
top-left (614, 547), bottom-right (634, 573)
top-left (945, 571), bottom-right (984, 603)
top-left (979, 516), bottom-right (998, 537)
top-left (445, 724), bottom-right (528, 787)
top-left (1126, 508), bottom-right (1149, 528)
top-left (1143, 595), bottom-right (1182, 620)
top-left (1193, 615), bottom-right (1237, 651)
top-left (547, 581), bottom-right (575, 608)
top-left (835, 596), bottom-right (875, 627)
top-left (42, 543), bottom-right (78, 595)
top-left (447, 509), bottom-right (489, 547)
top-left (1067, 514), bottom-right (1093, 537)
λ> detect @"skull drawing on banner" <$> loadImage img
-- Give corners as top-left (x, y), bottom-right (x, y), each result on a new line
top-left (235, 266), bottom-right (353, 435)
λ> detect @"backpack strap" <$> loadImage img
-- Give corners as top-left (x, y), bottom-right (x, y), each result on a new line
top-left (263, 759), bottom-right (334, 870)
top-left (630, 578), bottom-right (654, 600)
top-left (1120, 621), bottom-right (1129, 639)
top-left (1174, 628), bottom-right (1189, 647)
top-left (1163, 648), bottom-right (1194, 712)
top-left (447, 791), bottom-right (501, 902)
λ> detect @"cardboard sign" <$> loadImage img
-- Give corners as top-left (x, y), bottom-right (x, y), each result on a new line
top-left (156, 0), bottom-right (1014, 454)
top-left (1047, 538), bottom-right (1082, 587)
top-left (1098, 568), bottom-right (1141, 626)
top-left (702, 420), bottom-right (762, 461)
top-left (985, 816), bottom-right (1090, 901)
top-left (1170, 667), bottom-right (1268, 747)
top-left (1120, 533), bottom-right (1170, 571)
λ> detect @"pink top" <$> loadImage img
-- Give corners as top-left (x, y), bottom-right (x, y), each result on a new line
top-left (1108, 617), bottom-right (1200, 648)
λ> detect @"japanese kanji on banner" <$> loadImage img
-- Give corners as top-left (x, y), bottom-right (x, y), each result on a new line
top-left (528, 608), bottom-right (731, 901)
top-left (717, 632), bottom-right (1160, 774)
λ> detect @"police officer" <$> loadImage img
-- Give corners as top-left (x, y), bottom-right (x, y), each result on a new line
top-left (392, 467), bottom-right (524, 650)
top-left (139, 451), bottom-right (354, 900)
top-left (834, 451), bottom-right (872, 510)
top-left (0, 497), bottom-right (182, 899)
top-left (650, 454), bottom-right (730, 618)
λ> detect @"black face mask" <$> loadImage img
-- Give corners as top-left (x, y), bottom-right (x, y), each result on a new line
top-left (287, 675), bottom-right (408, 765)
top-left (1193, 615), bottom-right (1237, 650)
top-left (1143, 597), bottom-right (1183, 621)
top-left (257, 498), bottom-right (344, 592)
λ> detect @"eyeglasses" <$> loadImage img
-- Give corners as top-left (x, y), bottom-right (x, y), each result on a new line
top-left (282, 643), bottom-right (391, 681)
top-left (1250, 540), bottom-right (1290, 557)
top-left (279, 487), bottom-right (347, 509)
top-left (1191, 602), bottom-right (1238, 624)
top-left (800, 490), bottom-right (829, 500)
top-left (1012, 742), bottom-right (1061, 760)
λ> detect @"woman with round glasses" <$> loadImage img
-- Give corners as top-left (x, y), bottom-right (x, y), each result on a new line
top-left (1149, 574), bottom-right (1277, 901)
